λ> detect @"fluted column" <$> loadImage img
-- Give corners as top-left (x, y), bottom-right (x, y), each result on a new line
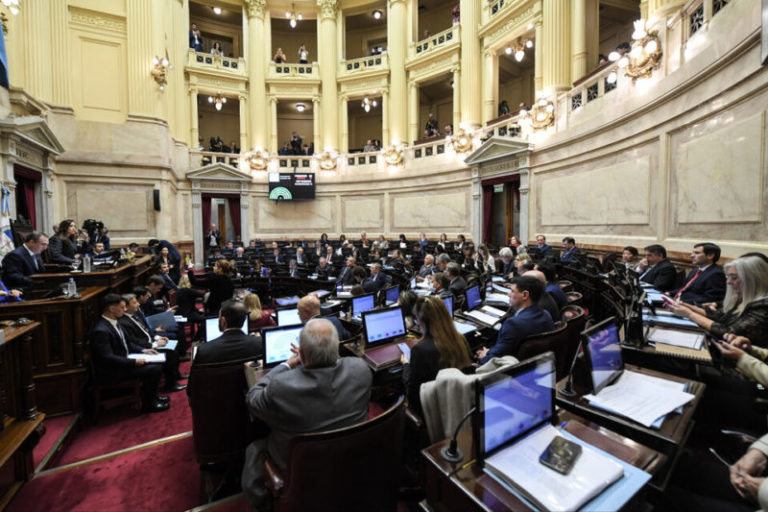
top-left (245, 0), bottom-right (268, 150)
top-left (542, 0), bottom-right (571, 93)
top-left (269, 97), bottom-right (278, 152)
top-left (459, 0), bottom-right (481, 127)
top-left (317, 0), bottom-right (339, 150)
top-left (127, 0), bottom-right (155, 117)
top-left (339, 96), bottom-right (349, 153)
top-left (189, 87), bottom-right (199, 147)
top-left (407, 81), bottom-right (419, 143)
top-left (239, 95), bottom-right (248, 152)
top-left (387, 0), bottom-right (408, 144)
top-left (49, 0), bottom-right (70, 106)
top-left (22, 0), bottom-right (51, 101)
top-left (482, 52), bottom-right (497, 124)
top-left (312, 97), bottom-right (321, 148)
top-left (381, 88), bottom-right (390, 147)
top-left (571, 0), bottom-right (586, 83)
top-left (534, 21), bottom-right (543, 94)
top-left (452, 67), bottom-right (461, 128)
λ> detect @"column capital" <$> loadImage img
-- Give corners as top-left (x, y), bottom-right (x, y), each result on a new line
top-left (238, 94), bottom-right (247, 102)
top-left (451, 65), bottom-right (461, 74)
top-left (387, 0), bottom-right (406, 5)
top-left (244, 0), bottom-right (267, 19)
top-left (340, 94), bottom-right (349, 102)
top-left (317, 0), bottom-right (338, 20)
top-left (312, 96), bottom-right (321, 104)
top-left (268, 96), bottom-right (278, 105)
top-left (188, 86), bottom-right (198, 95)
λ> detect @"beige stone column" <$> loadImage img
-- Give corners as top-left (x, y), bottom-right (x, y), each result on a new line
top-left (459, 0), bottom-right (481, 127)
top-left (20, 1), bottom-right (51, 101)
top-left (189, 87), bottom-right (199, 147)
top-left (387, 0), bottom-right (408, 145)
top-left (452, 67), bottom-right (461, 128)
top-left (49, 0), bottom-right (70, 106)
top-left (407, 81), bottom-right (419, 143)
top-left (317, 0), bottom-right (339, 150)
top-left (127, 0), bottom-right (156, 117)
top-left (245, 0), bottom-right (268, 151)
top-left (239, 95), bottom-right (248, 151)
top-left (571, 0), bottom-right (586, 83)
top-left (482, 52), bottom-right (497, 123)
top-left (585, 0), bottom-right (599, 73)
top-left (312, 97), bottom-right (321, 149)
top-left (534, 21), bottom-right (543, 94)
top-left (339, 96), bottom-right (349, 153)
top-left (542, 0), bottom-right (571, 94)
top-left (381, 88), bottom-right (390, 147)
top-left (269, 97), bottom-right (278, 152)
top-left (646, 0), bottom-right (687, 19)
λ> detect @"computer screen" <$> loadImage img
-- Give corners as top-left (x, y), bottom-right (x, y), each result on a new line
top-left (465, 285), bottom-right (481, 310)
top-left (205, 315), bottom-right (249, 342)
top-left (442, 295), bottom-right (453, 317)
top-left (478, 355), bottom-right (554, 456)
top-left (385, 285), bottom-right (400, 305)
top-left (277, 308), bottom-right (302, 326)
top-left (352, 293), bottom-right (376, 317)
top-left (263, 325), bottom-right (303, 366)
top-left (362, 307), bottom-right (406, 346)
top-left (585, 320), bottom-right (623, 393)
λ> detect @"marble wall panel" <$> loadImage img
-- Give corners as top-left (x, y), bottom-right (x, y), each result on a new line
top-left (67, 185), bottom-right (151, 235)
top-left (342, 197), bottom-right (384, 231)
top-left (254, 196), bottom-right (335, 232)
top-left (391, 190), bottom-right (470, 231)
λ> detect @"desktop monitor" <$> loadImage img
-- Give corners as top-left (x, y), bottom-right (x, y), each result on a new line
top-left (261, 324), bottom-right (304, 367)
top-left (582, 316), bottom-right (624, 394)
top-left (277, 308), bottom-right (302, 326)
top-left (465, 285), bottom-right (481, 310)
top-left (474, 353), bottom-right (556, 462)
top-left (205, 314), bottom-right (249, 342)
top-left (442, 295), bottom-right (453, 317)
top-left (352, 293), bottom-right (376, 317)
top-left (361, 306), bottom-right (407, 347)
top-left (385, 285), bottom-right (400, 306)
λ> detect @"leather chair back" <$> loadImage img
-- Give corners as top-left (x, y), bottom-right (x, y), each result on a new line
top-left (517, 322), bottom-right (570, 380)
top-left (190, 357), bottom-right (256, 464)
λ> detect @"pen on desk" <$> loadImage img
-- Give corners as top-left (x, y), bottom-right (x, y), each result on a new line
top-left (559, 421), bottom-right (568, 429)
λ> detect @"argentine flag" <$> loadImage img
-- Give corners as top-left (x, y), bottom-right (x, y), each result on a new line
top-left (0, 187), bottom-right (15, 257)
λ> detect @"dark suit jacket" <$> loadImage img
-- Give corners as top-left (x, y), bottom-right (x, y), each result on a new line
top-left (90, 317), bottom-right (145, 378)
top-left (449, 276), bottom-right (467, 296)
top-left (481, 305), bottom-right (555, 363)
top-left (539, 293), bottom-right (560, 324)
top-left (314, 264), bottom-right (335, 277)
top-left (205, 230), bottom-right (222, 247)
top-left (1, 245), bottom-right (43, 289)
top-left (194, 329), bottom-right (263, 365)
top-left (536, 244), bottom-right (552, 256)
top-left (418, 264), bottom-right (435, 278)
top-left (309, 315), bottom-right (351, 341)
top-left (674, 265), bottom-right (726, 305)
top-left (560, 247), bottom-right (581, 263)
top-left (546, 283), bottom-right (568, 311)
top-left (362, 272), bottom-right (387, 292)
top-left (337, 266), bottom-right (356, 286)
top-left (119, 314), bottom-right (154, 349)
top-left (49, 236), bottom-right (77, 264)
top-left (402, 337), bottom-right (470, 414)
top-left (187, 269), bottom-right (234, 315)
top-left (639, 259), bottom-right (677, 292)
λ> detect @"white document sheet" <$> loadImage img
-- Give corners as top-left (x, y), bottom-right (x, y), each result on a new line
top-left (486, 293), bottom-right (511, 303)
top-left (465, 310), bottom-right (501, 325)
top-left (648, 327), bottom-right (704, 350)
top-left (128, 353), bottom-right (166, 363)
top-left (481, 306), bottom-right (507, 318)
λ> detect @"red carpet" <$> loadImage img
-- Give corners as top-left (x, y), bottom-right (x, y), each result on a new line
top-left (9, 436), bottom-right (200, 512)
top-left (34, 414), bottom-right (75, 469)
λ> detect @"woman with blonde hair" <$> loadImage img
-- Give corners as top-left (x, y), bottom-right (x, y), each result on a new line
top-left (244, 292), bottom-right (275, 331)
top-left (400, 295), bottom-right (472, 413)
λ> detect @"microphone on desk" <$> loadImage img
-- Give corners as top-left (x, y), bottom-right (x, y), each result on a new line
top-left (558, 339), bottom-right (583, 397)
top-left (440, 406), bottom-right (476, 463)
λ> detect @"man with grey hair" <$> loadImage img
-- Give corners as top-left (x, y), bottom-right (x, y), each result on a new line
top-left (362, 262), bottom-right (387, 292)
top-left (499, 247), bottom-right (515, 276)
top-left (418, 254), bottom-right (436, 278)
top-left (446, 262), bottom-right (467, 296)
top-left (436, 253), bottom-right (451, 272)
top-left (242, 318), bottom-right (372, 507)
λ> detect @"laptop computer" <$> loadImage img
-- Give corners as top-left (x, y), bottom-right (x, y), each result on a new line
top-left (581, 317), bottom-right (624, 393)
top-left (350, 293), bottom-right (376, 322)
top-left (261, 324), bottom-right (303, 368)
top-left (361, 306), bottom-right (407, 348)
top-left (384, 285), bottom-right (400, 306)
top-left (204, 314), bottom-right (249, 342)
top-left (439, 295), bottom-right (478, 336)
top-left (410, 277), bottom-right (431, 296)
top-left (459, 285), bottom-right (505, 326)
top-left (276, 307), bottom-right (302, 326)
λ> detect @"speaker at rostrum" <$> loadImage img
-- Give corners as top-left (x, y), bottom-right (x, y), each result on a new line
top-left (153, 190), bottom-right (161, 211)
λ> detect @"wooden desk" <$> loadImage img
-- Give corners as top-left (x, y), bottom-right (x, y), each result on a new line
top-left (0, 322), bottom-right (45, 510)
top-left (27, 255), bottom-right (153, 294)
top-left (0, 287), bottom-right (107, 415)
top-left (423, 413), bottom-right (666, 512)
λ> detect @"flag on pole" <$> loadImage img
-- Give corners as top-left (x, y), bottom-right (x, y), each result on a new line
top-left (0, 187), bottom-right (15, 258)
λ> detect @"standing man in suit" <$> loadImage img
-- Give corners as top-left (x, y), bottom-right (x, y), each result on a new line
top-left (337, 256), bottom-right (356, 286)
top-left (89, 294), bottom-right (168, 413)
top-left (673, 242), bottom-right (727, 304)
top-left (297, 294), bottom-right (350, 340)
top-left (362, 263), bottom-right (387, 292)
top-left (189, 23), bottom-right (203, 52)
top-left (1, 232), bottom-right (47, 289)
top-left (535, 235), bottom-right (551, 258)
top-left (476, 275), bottom-right (555, 363)
top-left (446, 263), bottom-right (467, 297)
top-left (637, 244), bottom-right (678, 292)
top-left (241, 318), bottom-right (372, 507)
top-left (560, 237), bottom-right (581, 264)
top-left (205, 223), bottom-right (222, 250)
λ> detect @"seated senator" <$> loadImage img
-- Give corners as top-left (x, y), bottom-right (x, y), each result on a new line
top-left (362, 263), bottom-right (387, 293)
top-left (297, 294), bottom-right (350, 340)
top-left (671, 242), bottom-right (727, 304)
top-left (476, 275), bottom-right (555, 364)
top-left (244, 292), bottom-right (275, 331)
top-left (49, 219), bottom-right (86, 265)
top-left (241, 318), bottom-right (373, 507)
top-left (191, 300), bottom-right (263, 368)
top-left (636, 244), bottom-right (677, 292)
top-left (446, 263), bottom-right (467, 297)
top-left (1, 231), bottom-right (48, 290)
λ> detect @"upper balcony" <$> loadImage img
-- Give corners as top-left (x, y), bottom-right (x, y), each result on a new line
top-left (267, 62), bottom-right (320, 82)
top-left (408, 25), bottom-right (460, 61)
top-left (186, 49), bottom-right (246, 77)
top-left (338, 53), bottom-right (389, 80)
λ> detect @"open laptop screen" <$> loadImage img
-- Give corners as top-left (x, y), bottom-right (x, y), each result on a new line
top-left (465, 285), bottom-right (481, 310)
top-left (277, 308), bottom-right (302, 326)
top-left (385, 285), bottom-right (400, 306)
top-left (475, 354), bottom-right (555, 460)
top-left (442, 295), bottom-right (453, 317)
top-left (362, 306), bottom-right (406, 347)
top-left (352, 293), bottom-right (376, 317)
top-left (583, 317), bottom-right (623, 394)
top-left (262, 325), bottom-right (303, 367)
top-left (205, 315), bottom-right (249, 342)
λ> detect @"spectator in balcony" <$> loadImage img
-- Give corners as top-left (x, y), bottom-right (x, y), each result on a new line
top-left (372, 139), bottom-right (380, 151)
top-left (278, 143), bottom-right (290, 156)
top-left (230, 140), bottom-right (240, 154)
top-left (274, 47), bottom-right (287, 64)
top-left (452, 4), bottom-right (460, 24)
top-left (221, 141), bottom-right (232, 154)
top-left (302, 144), bottom-right (310, 155)
top-left (298, 44), bottom-right (309, 64)
top-left (617, 42), bottom-right (631, 55)
top-left (211, 41), bottom-right (223, 57)
top-left (307, 142), bottom-right (314, 155)
top-left (425, 113), bottom-right (439, 137)
top-left (598, 54), bottom-right (609, 65)
top-left (444, 124), bottom-right (453, 136)
top-left (423, 30), bottom-right (431, 40)
top-left (498, 100), bottom-right (511, 116)
top-left (363, 139), bottom-right (375, 152)
top-left (290, 132), bottom-right (302, 154)
top-left (189, 23), bottom-right (203, 52)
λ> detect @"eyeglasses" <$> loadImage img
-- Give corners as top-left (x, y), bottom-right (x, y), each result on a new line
top-left (725, 274), bottom-right (739, 281)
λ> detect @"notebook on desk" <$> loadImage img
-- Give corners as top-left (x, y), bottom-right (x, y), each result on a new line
top-left (474, 353), bottom-right (641, 511)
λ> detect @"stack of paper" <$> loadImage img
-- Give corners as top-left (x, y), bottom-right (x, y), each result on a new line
top-left (154, 339), bottom-right (178, 351)
top-left (465, 310), bottom-right (501, 326)
top-left (485, 293), bottom-right (510, 304)
top-left (648, 327), bottom-right (704, 350)
top-left (128, 353), bottom-right (166, 363)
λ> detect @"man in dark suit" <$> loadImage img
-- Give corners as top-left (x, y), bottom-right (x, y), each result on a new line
top-left (499, 247), bottom-right (515, 276)
top-left (476, 275), bottom-right (555, 363)
top-left (418, 254), bottom-right (436, 278)
top-left (362, 263), bottom-right (387, 292)
top-left (288, 259), bottom-right (300, 278)
top-left (525, 270), bottom-right (560, 322)
top-left (89, 294), bottom-right (168, 413)
top-left (119, 293), bottom-right (186, 392)
top-left (535, 235), bottom-right (552, 257)
top-left (537, 264), bottom-right (568, 310)
top-left (314, 257), bottom-right (334, 277)
top-left (337, 256), bottom-right (357, 285)
top-left (560, 237), bottom-right (581, 264)
top-left (446, 263), bottom-right (467, 297)
top-left (1, 231), bottom-right (47, 289)
top-left (189, 23), bottom-right (203, 51)
top-left (148, 239), bottom-right (181, 262)
top-left (241, 318), bottom-right (372, 507)
top-left (205, 223), bottom-right (222, 250)
top-left (297, 294), bottom-right (351, 340)
top-left (637, 244), bottom-right (677, 292)
top-left (672, 242), bottom-right (727, 304)
top-left (295, 247), bottom-right (311, 266)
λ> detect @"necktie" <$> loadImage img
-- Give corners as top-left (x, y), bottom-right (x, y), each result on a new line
top-left (115, 324), bottom-right (129, 354)
top-left (130, 315), bottom-right (153, 345)
top-left (675, 269), bottom-right (702, 300)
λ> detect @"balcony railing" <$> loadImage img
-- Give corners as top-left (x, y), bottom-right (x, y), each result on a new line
top-left (190, 151), bottom-right (241, 169)
top-left (482, 113), bottom-right (525, 140)
top-left (339, 54), bottom-right (388, 77)
top-left (682, 0), bottom-right (730, 40)
top-left (346, 152), bottom-right (380, 167)
top-left (187, 50), bottom-right (245, 75)
top-left (268, 62), bottom-right (319, 80)
top-left (410, 25), bottom-right (459, 58)
top-left (565, 63), bottom-right (619, 114)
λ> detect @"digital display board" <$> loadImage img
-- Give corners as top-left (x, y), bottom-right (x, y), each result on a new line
top-left (268, 172), bottom-right (316, 200)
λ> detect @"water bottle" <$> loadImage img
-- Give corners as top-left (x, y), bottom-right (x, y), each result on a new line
top-left (68, 277), bottom-right (76, 297)
top-left (83, 254), bottom-right (92, 273)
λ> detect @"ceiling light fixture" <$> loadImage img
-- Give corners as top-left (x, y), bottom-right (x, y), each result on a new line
top-left (286, 3), bottom-right (302, 29)
top-left (372, 9), bottom-right (382, 20)
top-left (296, 103), bottom-right (306, 113)
top-left (1, 0), bottom-right (19, 16)
top-left (506, 37), bottom-right (533, 62)
top-left (208, 93), bottom-right (227, 111)
top-left (361, 97), bottom-right (377, 113)
top-left (212, 6), bottom-right (222, 15)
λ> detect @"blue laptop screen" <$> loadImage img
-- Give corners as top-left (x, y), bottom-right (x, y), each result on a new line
top-left (364, 307), bottom-right (406, 345)
top-left (482, 358), bottom-right (554, 454)
top-left (352, 294), bottom-right (376, 317)
top-left (264, 325), bottom-right (303, 365)
top-left (587, 323), bottom-right (623, 392)
top-left (442, 296), bottom-right (453, 317)
top-left (466, 285), bottom-right (481, 310)
top-left (385, 285), bottom-right (400, 305)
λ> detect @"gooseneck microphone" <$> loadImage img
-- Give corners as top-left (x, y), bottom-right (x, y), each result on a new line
top-left (440, 406), bottom-right (476, 463)
top-left (558, 339), bottom-right (583, 397)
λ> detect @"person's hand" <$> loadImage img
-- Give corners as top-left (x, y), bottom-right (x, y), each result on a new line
top-left (135, 359), bottom-right (147, 366)
top-left (665, 300), bottom-right (691, 318)
top-left (0, 290), bottom-right (8, 297)
top-left (733, 474), bottom-right (764, 501)
top-left (636, 258), bottom-right (649, 271)
top-left (143, 349), bottom-right (159, 355)
top-left (156, 326), bottom-right (166, 333)
top-left (400, 353), bottom-right (409, 365)
top-left (712, 339), bottom-right (745, 360)
top-left (725, 334), bottom-right (752, 351)
top-left (702, 302), bottom-right (718, 310)
top-left (156, 338), bottom-right (168, 347)
top-left (476, 347), bottom-right (489, 361)
top-left (9, 289), bottom-right (21, 298)
top-left (285, 344), bottom-right (301, 369)
top-left (731, 448), bottom-right (767, 498)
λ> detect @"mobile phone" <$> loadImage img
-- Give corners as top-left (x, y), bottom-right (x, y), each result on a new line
top-left (539, 436), bottom-right (582, 475)
top-left (661, 295), bottom-right (676, 306)
top-left (397, 343), bottom-right (411, 360)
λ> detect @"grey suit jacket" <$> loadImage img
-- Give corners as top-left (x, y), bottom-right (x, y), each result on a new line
top-left (246, 357), bottom-right (372, 470)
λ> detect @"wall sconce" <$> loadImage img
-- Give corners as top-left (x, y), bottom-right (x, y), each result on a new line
top-left (208, 93), bottom-right (227, 111)
top-left (624, 20), bottom-right (662, 80)
top-left (383, 142), bottom-right (405, 167)
top-left (151, 55), bottom-right (170, 91)
top-left (448, 126), bottom-right (474, 154)
top-left (245, 148), bottom-right (270, 171)
top-left (315, 148), bottom-right (339, 171)
top-left (504, 37), bottom-right (533, 62)
top-left (361, 97), bottom-right (377, 113)
top-left (520, 98), bottom-right (554, 130)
